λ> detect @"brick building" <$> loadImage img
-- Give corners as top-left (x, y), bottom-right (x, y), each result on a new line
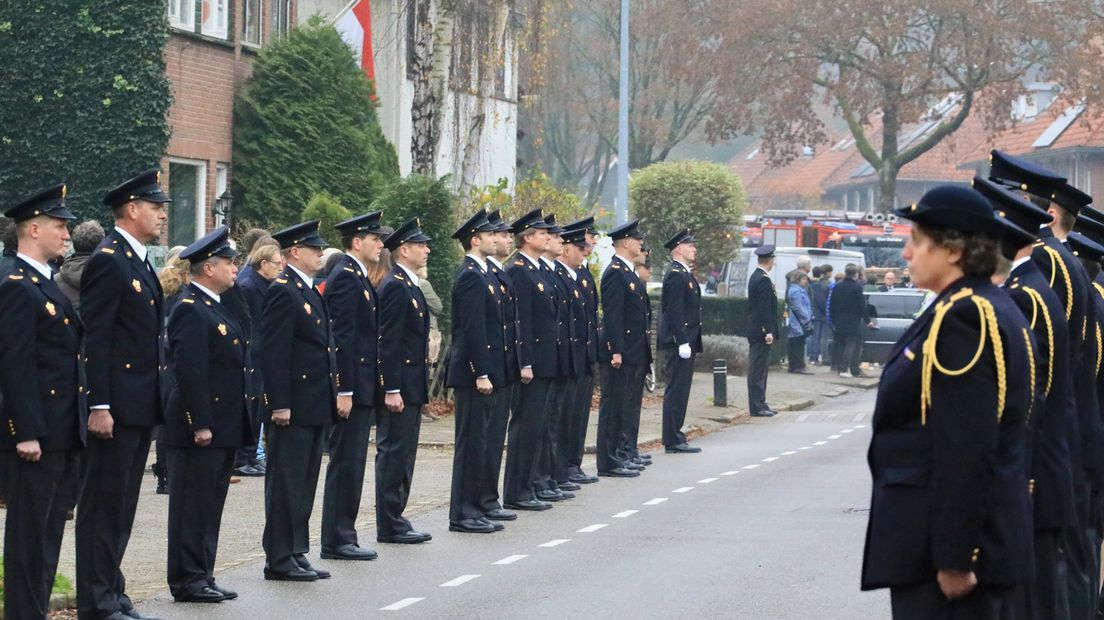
top-left (161, 0), bottom-right (296, 247)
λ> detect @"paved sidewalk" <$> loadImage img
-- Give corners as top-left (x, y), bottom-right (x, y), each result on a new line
top-left (16, 363), bottom-right (879, 609)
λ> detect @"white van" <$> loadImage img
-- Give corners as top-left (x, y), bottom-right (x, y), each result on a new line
top-left (716, 247), bottom-right (866, 300)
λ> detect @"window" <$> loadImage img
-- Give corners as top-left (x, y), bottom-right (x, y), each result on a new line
top-left (201, 0), bottom-right (229, 40)
top-left (243, 0), bottom-right (262, 46)
top-left (168, 0), bottom-right (196, 30)
top-left (273, 0), bottom-right (292, 39)
top-left (214, 164), bottom-right (229, 227)
top-left (168, 160), bottom-right (207, 247)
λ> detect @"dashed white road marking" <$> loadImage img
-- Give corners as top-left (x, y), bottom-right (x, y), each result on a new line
top-left (380, 598), bottom-right (425, 611)
top-left (698, 477), bottom-right (718, 484)
top-left (796, 413), bottom-right (810, 422)
top-left (643, 497), bottom-right (668, 505)
top-left (440, 575), bottom-right (480, 587)
top-left (720, 471), bottom-right (739, 476)
top-left (762, 457), bottom-right (779, 463)
top-left (853, 424), bottom-right (867, 429)
top-left (798, 446), bottom-right (812, 450)
top-left (742, 464), bottom-right (760, 470)
top-left (673, 486), bottom-right (695, 493)
top-left (813, 441), bottom-right (827, 446)
top-left (853, 413), bottom-right (866, 422)
top-left (840, 429), bottom-right (854, 434)
top-left (577, 524), bottom-right (608, 533)
top-left (613, 510), bottom-right (638, 518)
top-left (780, 451), bottom-right (797, 456)
top-left (539, 539), bottom-right (570, 548)
top-left (493, 554), bottom-right (529, 565)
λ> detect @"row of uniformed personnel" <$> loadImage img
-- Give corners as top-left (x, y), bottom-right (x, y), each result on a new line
top-left (0, 168), bottom-right (706, 617)
top-left (862, 151), bottom-right (1104, 620)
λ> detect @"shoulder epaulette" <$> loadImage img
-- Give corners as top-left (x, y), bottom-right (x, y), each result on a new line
top-left (7, 274), bottom-right (23, 281)
top-left (395, 272), bottom-right (405, 280)
top-left (343, 267), bottom-right (355, 273)
top-left (180, 297), bottom-right (195, 304)
top-left (513, 260), bottom-right (524, 267)
top-left (920, 288), bottom-right (1006, 425)
top-left (274, 278), bottom-right (288, 284)
top-left (99, 247), bottom-right (115, 255)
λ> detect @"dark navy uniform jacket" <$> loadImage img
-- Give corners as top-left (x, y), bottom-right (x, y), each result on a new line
top-left (599, 256), bottom-right (651, 366)
top-left (1033, 230), bottom-right (1102, 479)
top-left (578, 265), bottom-right (599, 371)
top-left (541, 259), bottom-right (572, 377)
top-left (236, 267), bottom-right (269, 402)
top-left (507, 253), bottom-right (559, 379)
top-left (377, 264), bottom-right (430, 405)
top-left (658, 260), bottom-right (703, 352)
top-left (1005, 260), bottom-right (1076, 531)
top-left (554, 261), bottom-right (588, 379)
top-left (261, 266), bottom-right (338, 426)
top-left (164, 283), bottom-right (251, 448)
top-left (80, 229), bottom-right (164, 427)
top-left (488, 259), bottom-right (520, 383)
top-left (861, 277), bottom-right (1034, 590)
top-left (746, 267), bottom-right (778, 344)
top-left (325, 254), bottom-right (379, 407)
top-left (447, 257), bottom-right (507, 389)
top-left (0, 258), bottom-right (84, 451)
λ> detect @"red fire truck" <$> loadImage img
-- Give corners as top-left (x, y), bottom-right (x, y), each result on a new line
top-left (742, 210), bottom-right (910, 268)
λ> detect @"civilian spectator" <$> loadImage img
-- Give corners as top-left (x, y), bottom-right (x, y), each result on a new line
top-left (786, 271), bottom-right (813, 374)
top-left (56, 219), bottom-right (105, 313)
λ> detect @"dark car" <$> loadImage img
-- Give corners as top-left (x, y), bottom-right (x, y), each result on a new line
top-left (861, 289), bottom-right (929, 365)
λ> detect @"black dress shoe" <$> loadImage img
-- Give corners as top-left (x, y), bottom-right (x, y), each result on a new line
top-left (174, 586), bottom-right (225, 603)
top-left (479, 517), bottom-right (505, 531)
top-left (264, 566), bottom-right (318, 581)
top-left (624, 462), bottom-right (646, 471)
top-left (536, 489), bottom-right (566, 502)
top-left (598, 468), bottom-right (640, 478)
top-left (557, 481), bottom-right (582, 491)
top-left (294, 555), bottom-right (330, 579)
top-left (568, 473), bottom-right (599, 484)
top-left (208, 583), bottom-right (237, 600)
top-left (503, 499), bottom-right (553, 511)
top-left (121, 610), bottom-right (162, 620)
top-left (750, 409), bottom-right (776, 417)
top-left (630, 457), bottom-right (649, 467)
top-left (233, 464), bottom-right (265, 477)
top-left (449, 518), bottom-right (496, 533)
top-left (377, 530), bottom-right (433, 544)
top-left (321, 543), bottom-right (378, 560)
top-left (637, 454), bottom-right (653, 462)
top-left (484, 507), bottom-right (518, 520)
top-left (665, 443), bottom-right (702, 454)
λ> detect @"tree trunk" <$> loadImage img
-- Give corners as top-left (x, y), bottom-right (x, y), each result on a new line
top-left (876, 102), bottom-right (901, 213)
top-left (877, 163), bottom-right (899, 214)
top-left (410, 0), bottom-right (441, 176)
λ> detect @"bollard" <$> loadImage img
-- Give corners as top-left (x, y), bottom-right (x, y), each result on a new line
top-left (713, 359), bottom-right (727, 407)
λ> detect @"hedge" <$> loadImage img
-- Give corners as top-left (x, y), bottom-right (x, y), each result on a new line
top-left (649, 292), bottom-right (788, 369)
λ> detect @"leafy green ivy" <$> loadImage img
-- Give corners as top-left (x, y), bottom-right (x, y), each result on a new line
top-left (0, 1), bottom-right (172, 221)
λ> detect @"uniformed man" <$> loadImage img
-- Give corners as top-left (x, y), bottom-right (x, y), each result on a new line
top-left (260, 220), bottom-right (337, 581)
top-left (376, 218), bottom-right (433, 543)
top-left (477, 210), bottom-right (521, 522)
top-left (319, 212), bottom-right (384, 560)
top-left (596, 219), bottom-right (650, 477)
top-left (862, 185), bottom-right (1035, 618)
top-left (446, 209), bottom-right (504, 534)
top-left (163, 226), bottom-right (250, 603)
top-left (534, 213), bottom-right (577, 501)
top-left (976, 177), bottom-right (1077, 619)
top-left (659, 229), bottom-right (703, 453)
top-left (0, 183), bottom-right (83, 619)
top-left (77, 169), bottom-right (169, 620)
top-left (1074, 208), bottom-right (1104, 287)
top-left (746, 245), bottom-right (779, 418)
top-left (989, 151), bottom-right (1102, 617)
top-left (503, 209), bottom-right (559, 509)
top-left (550, 225), bottom-right (590, 492)
top-left (561, 217), bottom-right (600, 485)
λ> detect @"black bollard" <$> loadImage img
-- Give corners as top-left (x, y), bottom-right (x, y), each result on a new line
top-left (713, 359), bottom-right (727, 407)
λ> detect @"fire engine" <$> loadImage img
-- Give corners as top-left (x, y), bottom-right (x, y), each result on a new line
top-left (739, 210), bottom-right (910, 268)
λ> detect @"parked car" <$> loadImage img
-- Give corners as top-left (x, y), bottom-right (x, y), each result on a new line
top-left (861, 289), bottom-right (929, 365)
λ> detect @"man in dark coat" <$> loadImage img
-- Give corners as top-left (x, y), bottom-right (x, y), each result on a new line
top-left (829, 263), bottom-right (873, 378)
top-left (552, 227), bottom-right (592, 490)
top-left (76, 170), bottom-right (169, 620)
top-left (319, 212), bottom-right (385, 559)
top-left (260, 221), bottom-right (338, 582)
top-left (0, 184), bottom-right (84, 619)
top-left (560, 217), bottom-right (601, 485)
top-left (596, 219), bottom-right (651, 476)
top-left (375, 218), bottom-right (433, 544)
top-left (745, 245), bottom-right (778, 417)
top-left (163, 226), bottom-right (251, 603)
top-left (659, 229), bottom-right (703, 453)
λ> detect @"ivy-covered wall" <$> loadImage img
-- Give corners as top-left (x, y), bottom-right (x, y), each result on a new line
top-left (0, 1), bottom-right (172, 220)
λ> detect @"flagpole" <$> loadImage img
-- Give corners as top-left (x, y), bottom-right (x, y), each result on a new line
top-left (616, 0), bottom-right (630, 225)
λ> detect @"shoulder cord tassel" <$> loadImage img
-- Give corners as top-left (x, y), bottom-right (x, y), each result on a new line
top-left (1044, 246), bottom-right (1073, 319)
top-left (1022, 327), bottom-right (1036, 423)
top-left (1021, 286), bottom-right (1054, 397)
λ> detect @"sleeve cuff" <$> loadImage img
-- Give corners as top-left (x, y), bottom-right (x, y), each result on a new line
top-left (337, 392), bottom-right (354, 397)
top-left (386, 389), bottom-right (401, 394)
top-left (91, 404), bottom-right (110, 410)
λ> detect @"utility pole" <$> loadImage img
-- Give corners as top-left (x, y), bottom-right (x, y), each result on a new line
top-left (616, 0), bottom-right (629, 225)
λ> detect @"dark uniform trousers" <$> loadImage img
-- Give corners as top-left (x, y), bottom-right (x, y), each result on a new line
top-left (450, 388), bottom-right (490, 521)
top-left (5, 450), bottom-right (80, 619)
top-left (262, 424), bottom-right (324, 572)
top-left (596, 362), bottom-right (646, 471)
top-left (166, 446), bottom-right (234, 598)
top-left (478, 384), bottom-right (514, 513)
top-left (662, 349), bottom-right (695, 447)
top-left (76, 426), bottom-right (152, 618)
top-left (891, 582), bottom-right (1015, 620)
top-left (617, 369), bottom-right (647, 462)
top-left (747, 341), bottom-right (771, 414)
top-left (321, 404), bottom-right (375, 547)
top-left (565, 367), bottom-right (596, 477)
top-left (538, 377), bottom-right (571, 491)
top-left (552, 376), bottom-right (580, 483)
top-left (503, 378), bottom-right (552, 503)
top-left (375, 404), bottom-right (423, 536)
top-left (1015, 528), bottom-right (1069, 620)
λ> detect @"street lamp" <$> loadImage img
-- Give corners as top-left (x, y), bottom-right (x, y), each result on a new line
top-left (214, 190), bottom-right (233, 227)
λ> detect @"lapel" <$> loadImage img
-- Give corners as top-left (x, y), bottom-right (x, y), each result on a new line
top-left (16, 258), bottom-right (81, 335)
top-left (191, 283), bottom-right (243, 339)
top-left (344, 254), bottom-right (377, 308)
top-left (287, 266), bottom-right (326, 318)
top-left (111, 229), bottom-right (162, 305)
top-left (393, 263), bottom-right (428, 330)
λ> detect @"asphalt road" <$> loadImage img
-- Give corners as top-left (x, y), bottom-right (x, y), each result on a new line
top-left (140, 388), bottom-right (890, 619)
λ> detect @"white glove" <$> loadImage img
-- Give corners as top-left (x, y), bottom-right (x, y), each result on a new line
top-left (678, 343), bottom-right (692, 359)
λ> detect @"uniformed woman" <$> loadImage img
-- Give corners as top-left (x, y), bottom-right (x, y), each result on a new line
top-left (860, 185), bottom-right (1036, 619)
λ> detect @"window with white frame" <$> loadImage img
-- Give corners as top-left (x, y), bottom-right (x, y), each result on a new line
top-left (273, 0), bottom-right (291, 38)
top-left (214, 164), bottom-right (229, 227)
top-left (201, 0), bottom-right (229, 40)
top-left (168, 0), bottom-right (196, 30)
top-left (243, 0), bottom-right (262, 46)
top-left (168, 160), bottom-right (207, 247)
